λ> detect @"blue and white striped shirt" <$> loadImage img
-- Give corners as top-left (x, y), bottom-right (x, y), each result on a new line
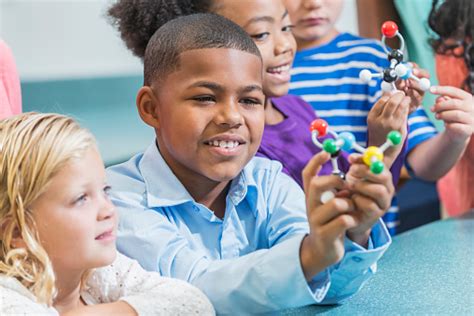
top-left (290, 32), bottom-right (438, 235)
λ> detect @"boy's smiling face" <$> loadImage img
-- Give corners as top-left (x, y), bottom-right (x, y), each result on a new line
top-left (148, 48), bottom-right (265, 187)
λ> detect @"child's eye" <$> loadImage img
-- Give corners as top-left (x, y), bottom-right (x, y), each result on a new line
top-left (282, 25), bottom-right (294, 33)
top-left (251, 32), bottom-right (270, 41)
top-left (74, 194), bottom-right (88, 206)
top-left (240, 98), bottom-right (263, 106)
top-left (103, 185), bottom-right (112, 196)
top-left (193, 96), bottom-right (216, 104)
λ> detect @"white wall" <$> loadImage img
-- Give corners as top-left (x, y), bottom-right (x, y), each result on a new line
top-left (336, 0), bottom-right (359, 35)
top-left (0, 0), bottom-right (142, 81)
top-left (0, 0), bottom-right (358, 82)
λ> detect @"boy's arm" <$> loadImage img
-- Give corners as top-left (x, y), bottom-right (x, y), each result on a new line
top-left (319, 154), bottom-right (394, 304)
top-left (407, 132), bottom-right (468, 181)
top-left (116, 205), bottom-right (316, 314)
top-left (265, 153), bottom-right (393, 299)
top-left (112, 162), bottom-right (390, 314)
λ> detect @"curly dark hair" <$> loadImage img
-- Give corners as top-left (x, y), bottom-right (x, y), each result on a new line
top-left (428, 0), bottom-right (473, 92)
top-left (107, 0), bottom-right (214, 59)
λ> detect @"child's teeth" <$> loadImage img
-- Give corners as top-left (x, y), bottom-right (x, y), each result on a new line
top-left (270, 65), bottom-right (289, 73)
top-left (209, 140), bottom-right (240, 148)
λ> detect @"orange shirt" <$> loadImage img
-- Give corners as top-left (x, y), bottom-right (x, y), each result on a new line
top-left (435, 48), bottom-right (474, 216)
top-left (0, 40), bottom-right (22, 119)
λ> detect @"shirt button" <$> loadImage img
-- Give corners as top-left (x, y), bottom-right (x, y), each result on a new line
top-left (193, 205), bottom-right (199, 212)
top-left (352, 256), bottom-right (362, 263)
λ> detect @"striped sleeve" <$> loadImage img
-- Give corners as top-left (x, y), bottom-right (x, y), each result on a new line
top-left (407, 107), bottom-right (438, 152)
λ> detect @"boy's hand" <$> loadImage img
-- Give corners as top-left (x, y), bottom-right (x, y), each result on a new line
top-left (345, 154), bottom-right (395, 247)
top-left (396, 64), bottom-right (430, 113)
top-left (300, 151), bottom-right (358, 281)
top-left (367, 91), bottom-right (409, 167)
top-left (430, 85), bottom-right (474, 143)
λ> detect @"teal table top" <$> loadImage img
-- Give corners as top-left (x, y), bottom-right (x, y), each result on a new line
top-left (278, 212), bottom-right (474, 315)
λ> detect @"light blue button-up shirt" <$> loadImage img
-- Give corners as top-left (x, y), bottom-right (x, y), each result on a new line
top-left (107, 143), bottom-right (391, 314)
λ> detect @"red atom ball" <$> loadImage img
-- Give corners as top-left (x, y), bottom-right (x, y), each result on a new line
top-left (381, 21), bottom-right (398, 38)
top-left (310, 119), bottom-right (328, 136)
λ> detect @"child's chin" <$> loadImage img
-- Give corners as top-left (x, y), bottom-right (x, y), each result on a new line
top-left (205, 169), bottom-right (242, 183)
top-left (94, 247), bottom-right (117, 268)
top-left (266, 85), bottom-right (290, 99)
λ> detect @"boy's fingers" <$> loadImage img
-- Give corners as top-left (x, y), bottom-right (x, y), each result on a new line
top-left (351, 182), bottom-right (393, 210)
top-left (393, 96), bottom-right (410, 119)
top-left (430, 85), bottom-right (472, 99)
top-left (307, 175), bottom-right (347, 211)
top-left (408, 84), bottom-right (423, 100)
top-left (432, 98), bottom-right (469, 112)
top-left (348, 153), bottom-right (363, 164)
top-left (347, 163), bottom-right (393, 187)
top-left (320, 213), bottom-right (358, 240)
top-left (436, 110), bottom-right (473, 124)
top-left (435, 96), bottom-right (450, 104)
top-left (351, 194), bottom-right (385, 221)
top-left (406, 78), bottom-right (422, 93)
top-left (302, 151), bottom-right (330, 194)
top-left (381, 91), bottom-right (405, 117)
top-left (412, 67), bottom-right (430, 79)
top-left (370, 94), bottom-right (391, 117)
top-left (309, 197), bottom-right (354, 227)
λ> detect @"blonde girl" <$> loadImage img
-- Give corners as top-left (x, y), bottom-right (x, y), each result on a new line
top-left (0, 113), bottom-right (214, 315)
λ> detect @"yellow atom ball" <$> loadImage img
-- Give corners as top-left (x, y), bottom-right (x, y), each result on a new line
top-left (363, 146), bottom-right (384, 166)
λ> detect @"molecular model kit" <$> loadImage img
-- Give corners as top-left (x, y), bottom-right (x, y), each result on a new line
top-left (309, 119), bottom-right (402, 203)
top-left (359, 21), bottom-right (431, 92)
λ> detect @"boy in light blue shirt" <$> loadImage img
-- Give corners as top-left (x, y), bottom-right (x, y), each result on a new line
top-left (107, 13), bottom-right (394, 314)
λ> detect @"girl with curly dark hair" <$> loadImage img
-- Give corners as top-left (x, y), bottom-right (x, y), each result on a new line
top-left (428, 0), bottom-right (474, 216)
top-left (107, 0), bottom-right (409, 188)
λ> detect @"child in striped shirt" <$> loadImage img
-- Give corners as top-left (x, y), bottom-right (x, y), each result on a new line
top-left (285, 0), bottom-right (473, 234)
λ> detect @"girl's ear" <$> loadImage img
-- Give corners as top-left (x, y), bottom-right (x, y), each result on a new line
top-left (0, 219), bottom-right (26, 249)
top-left (11, 231), bottom-right (27, 249)
top-left (136, 86), bottom-right (161, 129)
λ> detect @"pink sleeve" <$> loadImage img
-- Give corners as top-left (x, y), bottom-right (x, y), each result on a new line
top-left (0, 40), bottom-right (22, 119)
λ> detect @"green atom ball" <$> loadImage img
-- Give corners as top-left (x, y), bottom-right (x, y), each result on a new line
top-left (387, 131), bottom-right (402, 145)
top-left (370, 160), bottom-right (385, 174)
top-left (322, 139), bottom-right (338, 154)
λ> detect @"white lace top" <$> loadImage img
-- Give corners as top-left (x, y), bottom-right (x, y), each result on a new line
top-left (0, 252), bottom-right (215, 315)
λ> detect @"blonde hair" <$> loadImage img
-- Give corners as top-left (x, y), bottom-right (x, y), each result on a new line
top-left (0, 112), bottom-right (96, 306)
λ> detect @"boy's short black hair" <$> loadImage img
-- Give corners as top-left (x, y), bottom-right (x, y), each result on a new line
top-left (143, 13), bottom-right (262, 86)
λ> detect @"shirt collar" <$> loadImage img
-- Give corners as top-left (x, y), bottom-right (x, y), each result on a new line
top-left (140, 142), bottom-right (194, 207)
top-left (139, 142), bottom-right (259, 217)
